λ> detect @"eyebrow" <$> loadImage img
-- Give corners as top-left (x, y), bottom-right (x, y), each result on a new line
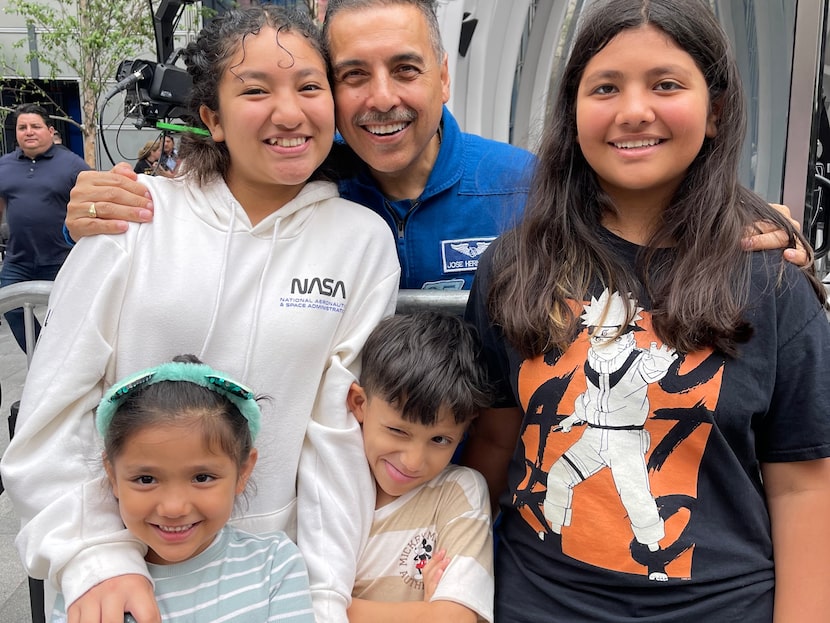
top-left (234, 67), bottom-right (326, 82)
top-left (121, 461), bottom-right (226, 473)
top-left (332, 52), bottom-right (426, 74)
top-left (583, 64), bottom-right (695, 83)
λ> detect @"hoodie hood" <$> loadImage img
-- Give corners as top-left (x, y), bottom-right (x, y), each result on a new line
top-left (140, 175), bottom-right (342, 379)
top-left (165, 175), bottom-right (341, 237)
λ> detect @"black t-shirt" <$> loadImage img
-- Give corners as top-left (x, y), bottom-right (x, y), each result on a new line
top-left (466, 231), bottom-right (830, 622)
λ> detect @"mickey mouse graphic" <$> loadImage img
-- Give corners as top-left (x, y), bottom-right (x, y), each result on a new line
top-left (413, 538), bottom-right (433, 576)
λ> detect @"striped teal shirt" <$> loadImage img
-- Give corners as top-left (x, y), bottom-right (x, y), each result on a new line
top-left (52, 526), bottom-right (315, 622)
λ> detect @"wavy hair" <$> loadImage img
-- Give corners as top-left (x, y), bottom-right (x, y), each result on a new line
top-left (489, 0), bottom-right (824, 358)
top-left (136, 139), bottom-right (162, 161)
top-left (176, 5), bottom-right (328, 185)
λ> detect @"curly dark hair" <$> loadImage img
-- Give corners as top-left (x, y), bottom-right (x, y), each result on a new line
top-left (176, 5), bottom-right (328, 185)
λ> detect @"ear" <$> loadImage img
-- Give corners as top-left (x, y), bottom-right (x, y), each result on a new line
top-left (347, 382), bottom-right (368, 424)
top-left (103, 453), bottom-right (119, 499)
top-left (236, 448), bottom-right (258, 495)
top-left (199, 105), bottom-right (225, 143)
top-left (440, 52), bottom-right (451, 104)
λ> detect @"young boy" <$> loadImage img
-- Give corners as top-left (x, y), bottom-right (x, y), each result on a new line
top-left (347, 311), bottom-right (494, 623)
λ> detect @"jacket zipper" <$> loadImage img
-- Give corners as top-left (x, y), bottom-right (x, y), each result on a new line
top-left (384, 199), bottom-right (421, 239)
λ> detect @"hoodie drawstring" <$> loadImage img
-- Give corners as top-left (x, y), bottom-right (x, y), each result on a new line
top-left (199, 200), bottom-right (237, 358)
top-left (241, 219), bottom-right (280, 380)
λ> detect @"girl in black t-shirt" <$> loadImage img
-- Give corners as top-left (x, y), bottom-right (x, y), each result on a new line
top-left (464, 1), bottom-right (830, 621)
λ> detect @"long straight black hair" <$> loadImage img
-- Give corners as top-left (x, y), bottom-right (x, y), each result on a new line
top-left (488, 0), bottom-right (824, 358)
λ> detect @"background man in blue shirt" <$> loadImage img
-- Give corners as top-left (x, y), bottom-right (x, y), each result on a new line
top-left (0, 103), bottom-right (89, 351)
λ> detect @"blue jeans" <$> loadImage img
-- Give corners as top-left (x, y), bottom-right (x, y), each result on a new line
top-left (0, 261), bottom-right (61, 353)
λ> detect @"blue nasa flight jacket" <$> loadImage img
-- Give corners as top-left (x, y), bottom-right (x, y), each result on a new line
top-left (334, 106), bottom-right (536, 290)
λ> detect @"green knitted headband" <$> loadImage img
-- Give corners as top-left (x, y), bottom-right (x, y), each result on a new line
top-left (96, 361), bottom-right (261, 441)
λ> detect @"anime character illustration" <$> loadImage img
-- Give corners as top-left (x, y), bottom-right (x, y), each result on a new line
top-left (543, 290), bottom-right (677, 578)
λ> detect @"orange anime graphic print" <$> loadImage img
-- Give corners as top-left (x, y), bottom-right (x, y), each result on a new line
top-left (515, 289), bottom-right (724, 581)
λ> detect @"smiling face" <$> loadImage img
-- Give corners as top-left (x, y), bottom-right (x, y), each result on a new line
top-left (327, 3), bottom-right (450, 198)
top-left (348, 384), bottom-right (466, 508)
top-left (576, 24), bottom-right (717, 213)
top-left (16, 113), bottom-right (55, 159)
top-left (105, 417), bottom-right (255, 565)
top-left (199, 27), bottom-right (334, 218)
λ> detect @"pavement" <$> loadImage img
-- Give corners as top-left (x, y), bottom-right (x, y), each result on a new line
top-left (0, 319), bottom-right (38, 622)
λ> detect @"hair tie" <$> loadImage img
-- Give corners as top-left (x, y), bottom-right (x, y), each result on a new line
top-left (96, 361), bottom-right (261, 440)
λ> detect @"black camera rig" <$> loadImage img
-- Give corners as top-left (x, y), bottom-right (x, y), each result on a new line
top-left (110, 0), bottom-right (196, 128)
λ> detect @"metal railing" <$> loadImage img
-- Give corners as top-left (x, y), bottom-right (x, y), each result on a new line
top-left (395, 289), bottom-right (469, 316)
top-left (0, 281), bottom-right (52, 367)
top-left (0, 281), bottom-right (52, 622)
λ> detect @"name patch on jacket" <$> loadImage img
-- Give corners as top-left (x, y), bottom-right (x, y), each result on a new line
top-left (441, 237), bottom-right (495, 273)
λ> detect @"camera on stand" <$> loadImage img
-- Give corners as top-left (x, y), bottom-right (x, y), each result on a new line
top-left (110, 0), bottom-right (197, 128)
top-left (114, 58), bottom-right (192, 128)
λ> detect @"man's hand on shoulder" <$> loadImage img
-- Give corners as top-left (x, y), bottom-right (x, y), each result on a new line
top-left (66, 162), bottom-right (154, 241)
top-left (742, 203), bottom-right (811, 267)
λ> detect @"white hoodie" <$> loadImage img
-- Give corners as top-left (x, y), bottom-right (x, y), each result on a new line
top-left (0, 175), bottom-right (400, 622)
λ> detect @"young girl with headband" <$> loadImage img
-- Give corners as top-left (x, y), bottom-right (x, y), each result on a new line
top-left (51, 355), bottom-right (314, 621)
top-left (465, 0), bottom-right (830, 620)
top-left (1, 6), bottom-right (399, 622)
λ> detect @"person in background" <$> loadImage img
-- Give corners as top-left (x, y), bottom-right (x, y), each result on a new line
top-left (464, 0), bottom-right (830, 620)
top-left (51, 354), bottom-right (315, 622)
top-left (160, 135), bottom-right (179, 172)
top-left (52, 131), bottom-right (62, 145)
top-left (347, 311), bottom-right (493, 623)
top-left (133, 139), bottom-right (173, 177)
top-left (0, 6), bottom-right (398, 623)
top-left (0, 103), bottom-right (89, 352)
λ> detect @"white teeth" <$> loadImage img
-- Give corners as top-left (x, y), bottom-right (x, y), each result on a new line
top-left (365, 122), bottom-right (408, 135)
top-left (158, 524), bottom-right (193, 533)
top-left (266, 137), bottom-right (307, 147)
top-left (614, 138), bottom-right (661, 149)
